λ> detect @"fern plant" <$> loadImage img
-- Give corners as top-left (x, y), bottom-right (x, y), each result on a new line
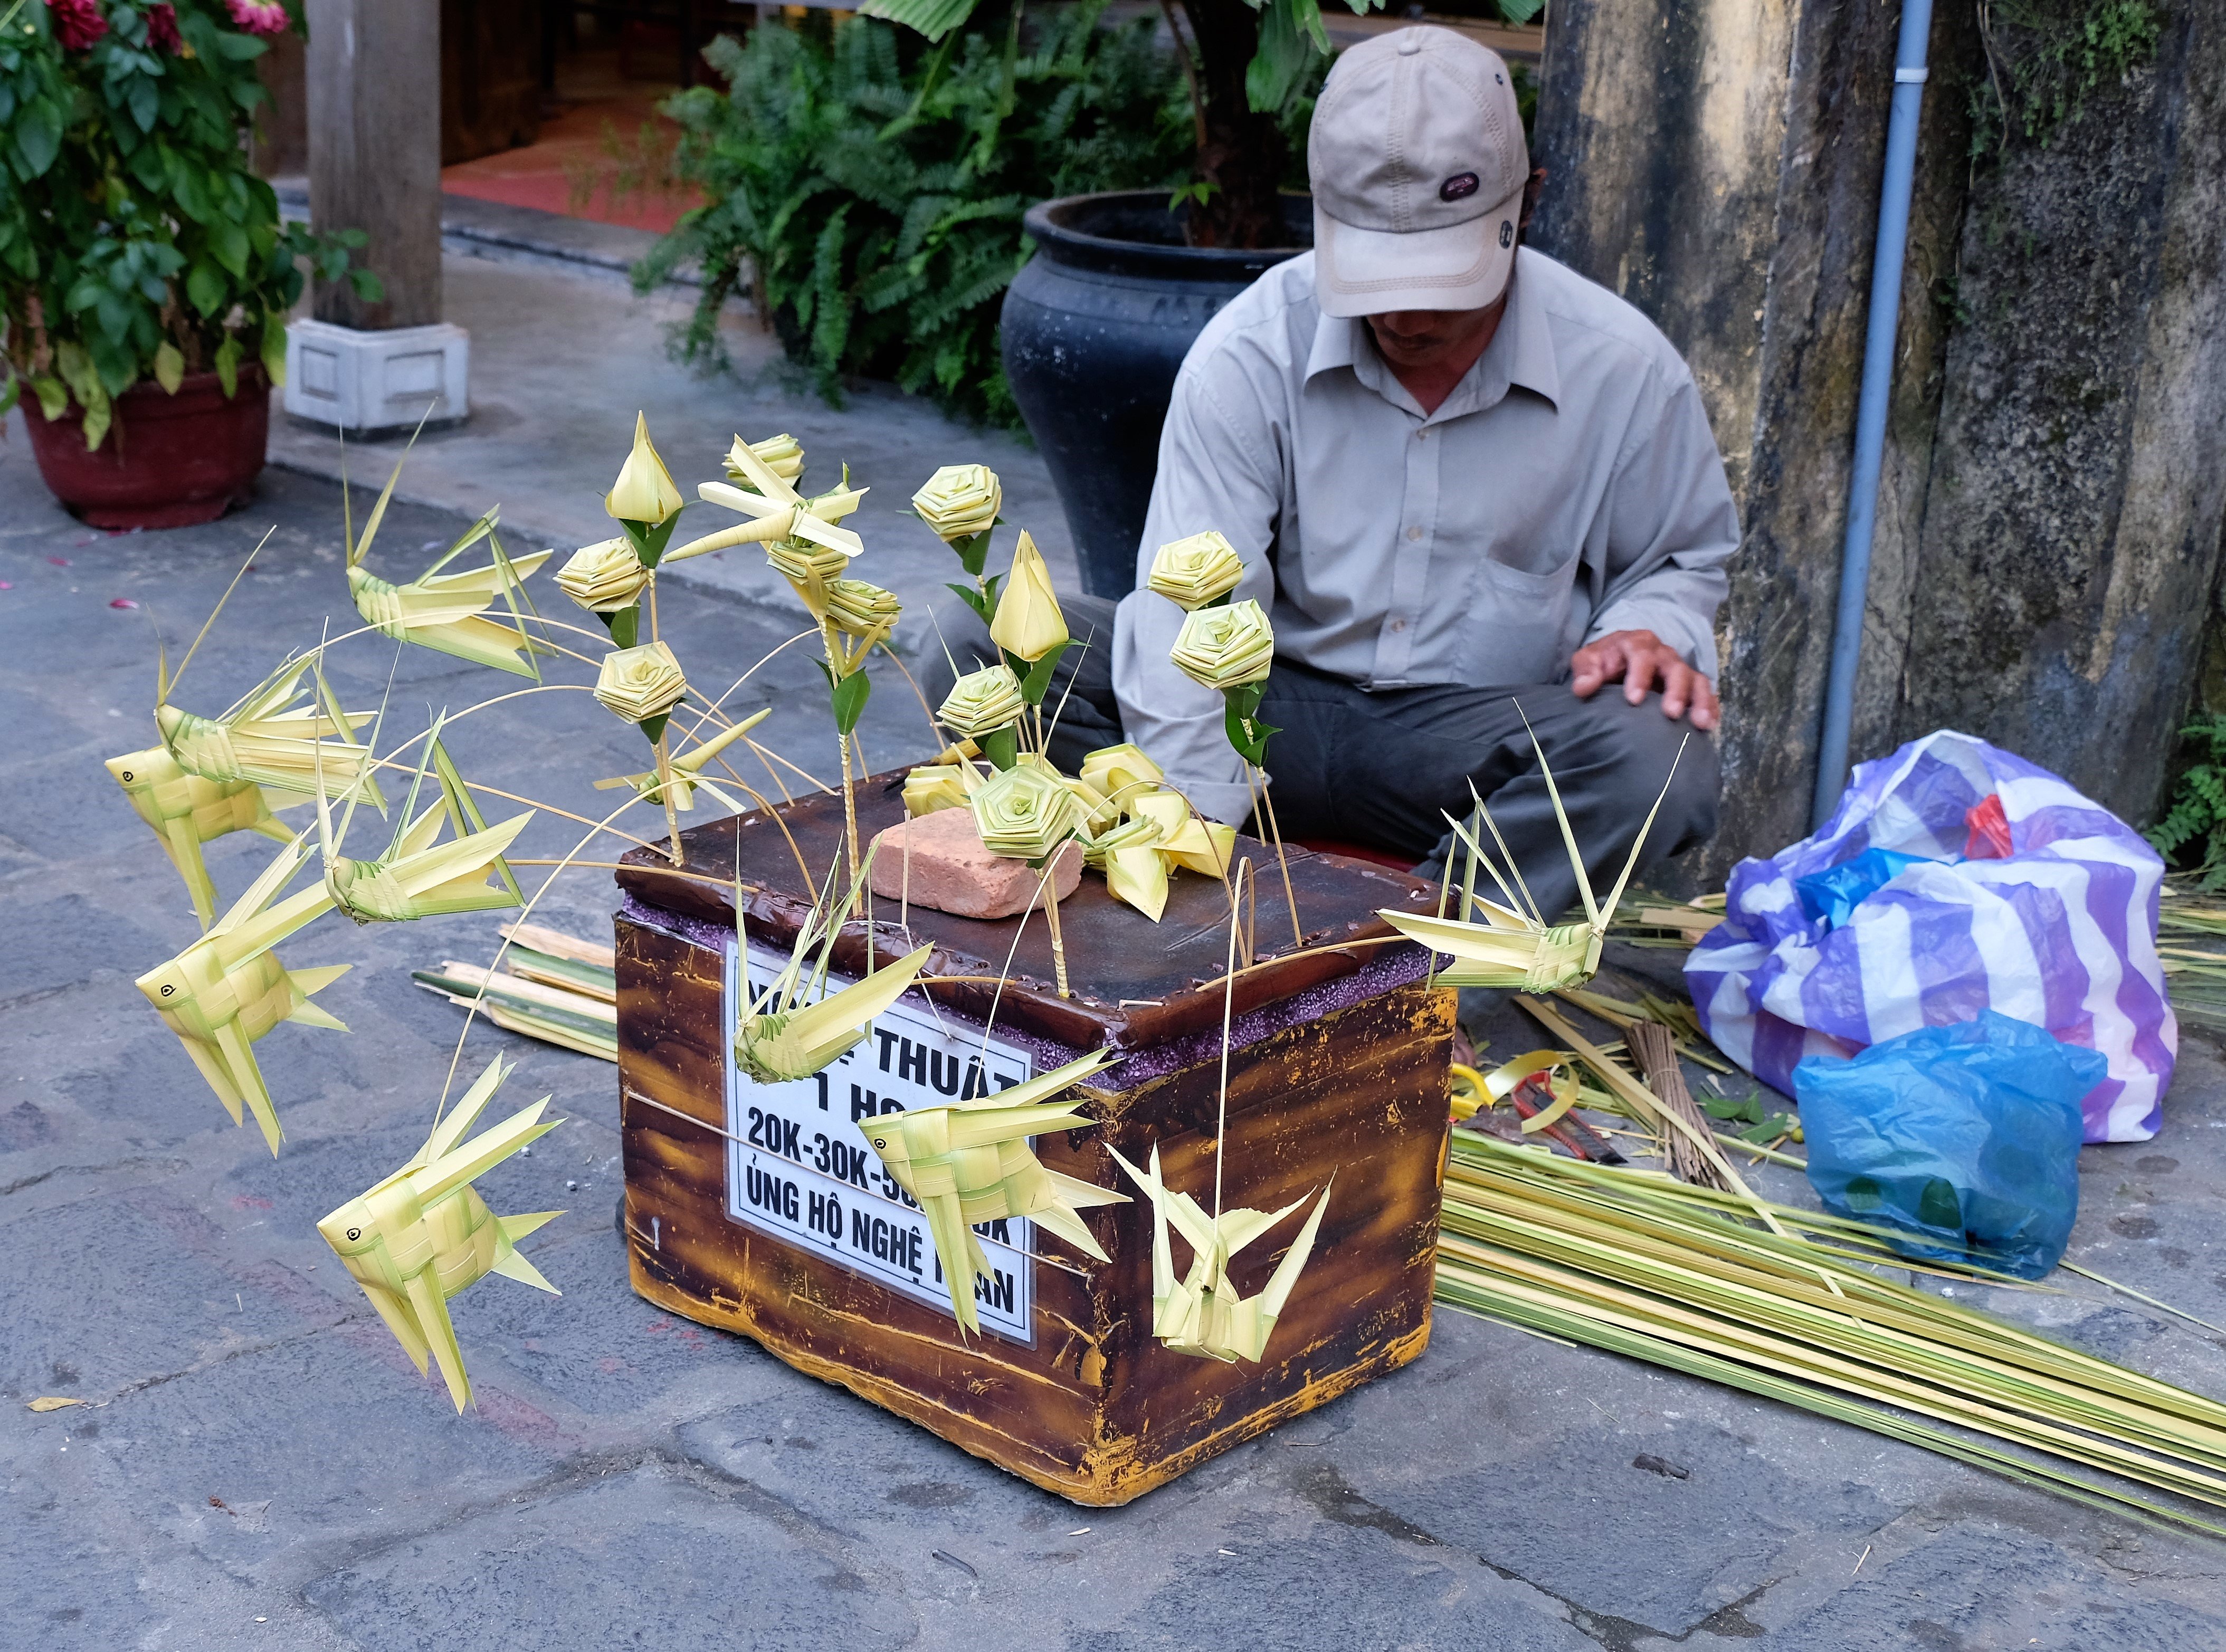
top-left (2146, 715), bottom-right (2226, 888)
top-left (634, 6), bottom-right (1190, 429)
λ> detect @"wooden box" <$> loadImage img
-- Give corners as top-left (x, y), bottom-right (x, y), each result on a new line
top-left (613, 779), bottom-right (1454, 1505)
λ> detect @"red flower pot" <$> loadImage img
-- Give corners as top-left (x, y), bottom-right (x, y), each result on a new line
top-left (21, 367), bottom-right (268, 529)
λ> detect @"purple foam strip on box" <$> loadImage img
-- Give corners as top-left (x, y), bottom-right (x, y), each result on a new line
top-left (616, 893), bottom-right (1433, 1095)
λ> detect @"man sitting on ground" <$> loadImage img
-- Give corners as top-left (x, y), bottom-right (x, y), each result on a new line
top-left (936, 26), bottom-right (1734, 926)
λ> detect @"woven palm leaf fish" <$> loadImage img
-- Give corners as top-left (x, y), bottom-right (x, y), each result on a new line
top-left (1378, 727), bottom-right (1687, 995)
top-left (592, 707), bottom-right (770, 813)
top-left (318, 1056), bottom-right (563, 1411)
top-left (1108, 1144), bottom-right (1331, 1364)
top-left (857, 1049), bottom-right (1125, 1334)
top-left (318, 731), bottom-right (529, 924)
top-left (157, 654), bottom-right (385, 811)
top-left (136, 837), bottom-right (346, 1154)
top-left (107, 744), bottom-right (297, 928)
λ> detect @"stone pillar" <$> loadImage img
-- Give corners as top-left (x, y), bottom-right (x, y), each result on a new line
top-left (284, 0), bottom-right (469, 432)
top-left (1529, 0), bottom-right (2222, 878)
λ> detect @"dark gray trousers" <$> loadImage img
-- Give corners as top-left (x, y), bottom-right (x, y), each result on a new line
top-left (923, 594), bottom-right (1721, 924)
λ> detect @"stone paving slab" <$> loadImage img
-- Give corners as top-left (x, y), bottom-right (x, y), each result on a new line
top-left (5, 420), bottom-right (2226, 1650)
top-left (260, 245), bottom-right (1084, 660)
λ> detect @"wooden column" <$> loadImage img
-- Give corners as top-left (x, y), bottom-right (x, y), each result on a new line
top-left (305, 0), bottom-right (443, 331)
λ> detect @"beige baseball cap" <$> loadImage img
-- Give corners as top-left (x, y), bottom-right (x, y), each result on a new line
top-left (1308, 27), bottom-right (1530, 319)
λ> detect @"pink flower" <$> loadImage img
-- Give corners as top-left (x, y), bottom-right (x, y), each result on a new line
top-left (145, 1), bottom-right (179, 51)
top-left (44, 0), bottom-right (108, 51)
top-left (224, 0), bottom-right (287, 36)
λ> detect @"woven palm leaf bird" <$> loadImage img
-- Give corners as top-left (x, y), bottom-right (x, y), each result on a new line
top-left (593, 707), bottom-right (770, 814)
top-left (344, 447), bottom-right (550, 678)
top-left (1108, 1144), bottom-right (1332, 1364)
top-left (136, 836), bottom-right (346, 1154)
top-left (663, 433), bottom-right (869, 607)
top-left (316, 719), bottom-right (529, 924)
top-left (1377, 725), bottom-right (1687, 995)
top-left (735, 941), bottom-right (936, 1084)
top-left (858, 1048), bottom-right (1126, 1335)
top-left (318, 1056), bottom-right (563, 1411)
top-left (157, 652), bottom-right (386, 813)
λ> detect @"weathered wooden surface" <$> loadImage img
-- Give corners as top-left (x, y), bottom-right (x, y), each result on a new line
top-left (614, 788), bottom-right (1455, 1503)
top-left (441, 0), bottom-right (543, 166)
top-left (614, 777), bottom-right (1434, 1053)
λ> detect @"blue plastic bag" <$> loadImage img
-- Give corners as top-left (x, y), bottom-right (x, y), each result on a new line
top-left (1792, 1010), bottom-right (2106, 1279)
top-left (1793, 847), bottom-right (1933, 930)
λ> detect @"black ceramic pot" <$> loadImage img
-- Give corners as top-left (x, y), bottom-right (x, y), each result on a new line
top-left (1001, 190), bottom-right (1310, 599)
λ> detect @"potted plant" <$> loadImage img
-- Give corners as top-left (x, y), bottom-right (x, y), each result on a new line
top-left (865, 0), bottom-right (1540, 594)
top-left (0, 0), bottom-right (379, 528)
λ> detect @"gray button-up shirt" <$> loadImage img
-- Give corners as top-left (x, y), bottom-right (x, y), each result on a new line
top-left (1110, 246), bottom-right (1738, 824)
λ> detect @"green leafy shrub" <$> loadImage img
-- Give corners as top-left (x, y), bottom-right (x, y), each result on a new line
top-left (1968, 0), bottom-right (2163, 159)
top-left (635, 6), bottom-right (1191, 428)
top-left (0, 0), bottom-right (378, 448)
top-left (2147, 715), bottom-right (2226, 888)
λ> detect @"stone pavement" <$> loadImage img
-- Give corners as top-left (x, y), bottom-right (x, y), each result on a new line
top-left (7, 278), bottom-right (2226, 1649)
top-left (263, 216), bottom-right (1085, 651)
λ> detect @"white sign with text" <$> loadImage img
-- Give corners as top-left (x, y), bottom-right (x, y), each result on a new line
top-left (721, 938), bottom-right (1036, 1341)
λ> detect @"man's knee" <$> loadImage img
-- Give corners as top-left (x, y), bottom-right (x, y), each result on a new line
top-left (1568, 692), bottom-right (1720, 855)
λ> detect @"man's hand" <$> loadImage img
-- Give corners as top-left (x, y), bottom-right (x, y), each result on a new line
top-left (1569, 629), bottom-right (1719, 730)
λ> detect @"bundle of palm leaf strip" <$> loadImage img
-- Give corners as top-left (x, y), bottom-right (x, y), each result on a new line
top-left (412, 921), bottom-right (617, 1061)
top-left (1434, 1129), bottom-right (2226, 1536)
top-left (2157, 884), bottom-right (2226, 1032)
top-left (1602, 888), bottom-right (1725, 949)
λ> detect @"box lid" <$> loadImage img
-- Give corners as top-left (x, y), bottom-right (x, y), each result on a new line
top-left (616, 773), bottom-right (1436, 1051)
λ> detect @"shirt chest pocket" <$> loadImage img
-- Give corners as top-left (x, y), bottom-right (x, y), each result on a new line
top-left (1462, 552), bottom-right (1580, 687)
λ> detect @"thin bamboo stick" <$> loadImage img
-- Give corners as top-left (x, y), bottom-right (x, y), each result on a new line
top-left (1628, 1020), bottom-right (1729, 1191)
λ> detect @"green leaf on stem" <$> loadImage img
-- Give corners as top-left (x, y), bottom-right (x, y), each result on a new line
top-left (213, 331), bottom-right (240, 399)
top-left (621, 513), bottom-right (682, 569)
top-left (1223, 680), bottom-right (1279, 765)
top-left (185, 260), bottom-right (226, 316)
top-left (15, 99), bottom-right (60, 176)
top-left (259, 310), bottom-right (287, 386)
top-left (1017, 638), bottom-right (1069, 705)
top-left (606, 604), bottom-right (641, 650)
top-left (153, 341), bottom-right (183, 394)
top-left (856, 0), bottom-right (983, 43)
top-left (1245, 0), bottom-right (1330, 114)
top-left (981, 725), bottom-right (1018, 771)
top-left (945, 580), bottom-right (993, 627)
top-left (950, 523), bottom-right (995, 577)
top-left (830, 667), bottom-right (872, 736)
top-left (208, 218), bottom-right (249, 279)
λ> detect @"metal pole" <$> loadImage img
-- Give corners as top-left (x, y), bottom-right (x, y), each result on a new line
top-left (1810, 0), bottom-right (1935, 831)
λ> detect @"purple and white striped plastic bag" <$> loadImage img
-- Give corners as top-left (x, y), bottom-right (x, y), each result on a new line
top-left (1685, 730), bottom-right (2175, 1142)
